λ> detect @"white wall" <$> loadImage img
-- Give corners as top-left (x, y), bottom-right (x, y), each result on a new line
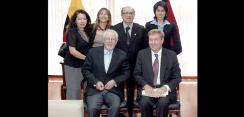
top-left (48, 0), bottom-right (197, 76)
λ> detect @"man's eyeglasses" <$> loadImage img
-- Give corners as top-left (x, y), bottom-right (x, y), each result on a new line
top-left (122, 12), bottom-right (134, 15)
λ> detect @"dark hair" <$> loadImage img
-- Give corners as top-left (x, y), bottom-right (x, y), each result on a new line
top-left (67, 9), bottom-right (92, 39)
top-left (95, 8), bottom-right (112, 30)
top-left (153, 1), bottom-right (168, 20)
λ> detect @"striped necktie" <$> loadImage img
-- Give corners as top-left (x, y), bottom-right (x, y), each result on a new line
top-left (152, 54), bottom-right (159, 85)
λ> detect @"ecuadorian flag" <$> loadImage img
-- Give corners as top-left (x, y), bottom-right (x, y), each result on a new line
top-left (63, 0), bottom-right (85, 42)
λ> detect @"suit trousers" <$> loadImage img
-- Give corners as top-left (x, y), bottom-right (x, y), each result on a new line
top-left (139, 96), bottom-right (170, 117)
top-left (86, 90), bottom-right (121, 117)
top-left (127, 74), bottom-right (135, 117)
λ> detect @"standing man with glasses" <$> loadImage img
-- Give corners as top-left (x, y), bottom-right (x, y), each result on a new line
top-left (134, 29), bottom-right (181, 117)
top-left (112, 6), bottom-right (145, 117)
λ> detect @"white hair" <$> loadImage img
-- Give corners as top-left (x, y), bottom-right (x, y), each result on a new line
top-left (103, 29), bottom-right (119, 41)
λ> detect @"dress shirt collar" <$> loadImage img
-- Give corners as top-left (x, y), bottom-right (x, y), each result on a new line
top-left (150, 19), bottom-right (170, 26)
top-left (123, 22), bottom-right (133, 31)
top-left (151, 48), bottom-right (162, 58)
top-left (104, 48), bottom-right (113, 55)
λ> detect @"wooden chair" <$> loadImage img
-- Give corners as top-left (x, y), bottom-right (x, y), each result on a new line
top-left (60, 62), bottom-right (129, 117)
top-left (132, 85), bottom-right (181, 117)
top-left (60, 61), bottom-right (66, 100)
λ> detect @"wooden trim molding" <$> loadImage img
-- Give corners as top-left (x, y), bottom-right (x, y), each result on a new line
top-left (48, 75), bottom-right (63, 78)
top-left (182, 76), bottom-right (197, 82)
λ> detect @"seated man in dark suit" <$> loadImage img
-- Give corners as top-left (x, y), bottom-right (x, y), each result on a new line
top-left (82, 29), bottom-right (130, 117)
top-left (134, 29), bottom-right (181, 117)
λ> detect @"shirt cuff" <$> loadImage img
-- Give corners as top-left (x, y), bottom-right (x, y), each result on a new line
top-left (163, 85), bottom-right (171, 92)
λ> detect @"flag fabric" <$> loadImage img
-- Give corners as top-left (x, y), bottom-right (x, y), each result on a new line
top-left (67, 0), bottom-right (84, 18)
top-left (63, 16), bottom-right (69, 42)
top-left (163, 0), bottom-right (180, 47)
top-left (63, 0), bottom-right (85, 42)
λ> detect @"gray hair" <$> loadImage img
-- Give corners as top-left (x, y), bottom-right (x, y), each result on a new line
top-left (103, 29), bottom-right (119, 41)
top-left (121, 6), bottom-right (135, 15)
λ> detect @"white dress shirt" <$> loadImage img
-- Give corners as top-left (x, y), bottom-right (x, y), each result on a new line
top-left (123, 22), bottom-right (133, 36)
top-left (104, 48), bottom-right (113, 73)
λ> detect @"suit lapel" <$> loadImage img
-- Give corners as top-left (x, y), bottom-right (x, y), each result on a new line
top-left (146, 49), bottom-right (154, 83)
top-left (163, 24), bottom-right (171, 36)
top-left (99, 47), bottom-right (106, 73)
top-left (130, 23), bottom-right (138, 44)
top-left (118, 22), bottom-right (127, 41)
top-left (160, 49), bottom-right (167, 83)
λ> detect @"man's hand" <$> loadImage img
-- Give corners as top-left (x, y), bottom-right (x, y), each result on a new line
top-left (96, 81), bottom-right (104, 91)
top-left (157, 86), bottom-right (167, 95)
top-left (144, 84), bottom-right (154, 96)
top-left (105, 80), bottom-right (116, 90)
top-left (148, 86), bottom-right (167, 98)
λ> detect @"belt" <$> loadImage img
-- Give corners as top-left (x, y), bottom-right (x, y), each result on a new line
top-left (152, 84), bottom-right (163, 88)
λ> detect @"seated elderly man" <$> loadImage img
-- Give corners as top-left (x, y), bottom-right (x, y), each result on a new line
top-left (82, 29), bottom-right (130, 117)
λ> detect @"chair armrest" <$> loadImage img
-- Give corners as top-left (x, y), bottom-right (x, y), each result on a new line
top-left (176, 85), bottom-right (180, 101)
top-left (134, 84), bottom-right (138, 100)
top-left (60, 61), bottom-right (66, 86)
top-left (80, 81), bottom-right (84, 100)
top-left (124, 83), bottom-right (127, 101)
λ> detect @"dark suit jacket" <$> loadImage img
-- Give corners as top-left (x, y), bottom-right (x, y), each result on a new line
top-left (82, 46), bottom-right (130, 98)
top-left (112, 22), bottom-right (145, 70)
top-left (134, 48), bottom-right (181, 100)
top-left (144, 21), bottom-right (182, 55)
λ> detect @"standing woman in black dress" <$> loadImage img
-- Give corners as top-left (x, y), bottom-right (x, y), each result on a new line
top-left (64, 9), bottom-right (92, 100)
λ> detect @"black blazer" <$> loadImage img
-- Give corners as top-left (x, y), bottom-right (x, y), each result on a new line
top-left (134, 48), bottom-right (181, 100)
top-left (144, 21), bottom-right (182, 55)
top-left (112, 22), bottom-right (145, 70)
top-left (82, 46), bottom-right (130, 98)
top-left (64, 28), bottom-right (91, 68)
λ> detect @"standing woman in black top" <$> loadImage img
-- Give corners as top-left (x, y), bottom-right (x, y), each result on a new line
top-left (64, 9), bottom-right (92, 100)
top-left (144, 1), bottom-right (182, 55)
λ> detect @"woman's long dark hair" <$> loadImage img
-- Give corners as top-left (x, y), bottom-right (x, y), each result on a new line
top-left (67, 9), bottom-right (92, 40)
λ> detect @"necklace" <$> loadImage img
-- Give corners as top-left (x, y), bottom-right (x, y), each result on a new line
top-left (98, 25), bottom-right (106, 31)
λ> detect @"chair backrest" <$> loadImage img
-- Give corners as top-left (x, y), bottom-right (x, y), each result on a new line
top-left (60, 61), bottom-right (66, 86)
top-left (176, 85), bottom-right (180, 101)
